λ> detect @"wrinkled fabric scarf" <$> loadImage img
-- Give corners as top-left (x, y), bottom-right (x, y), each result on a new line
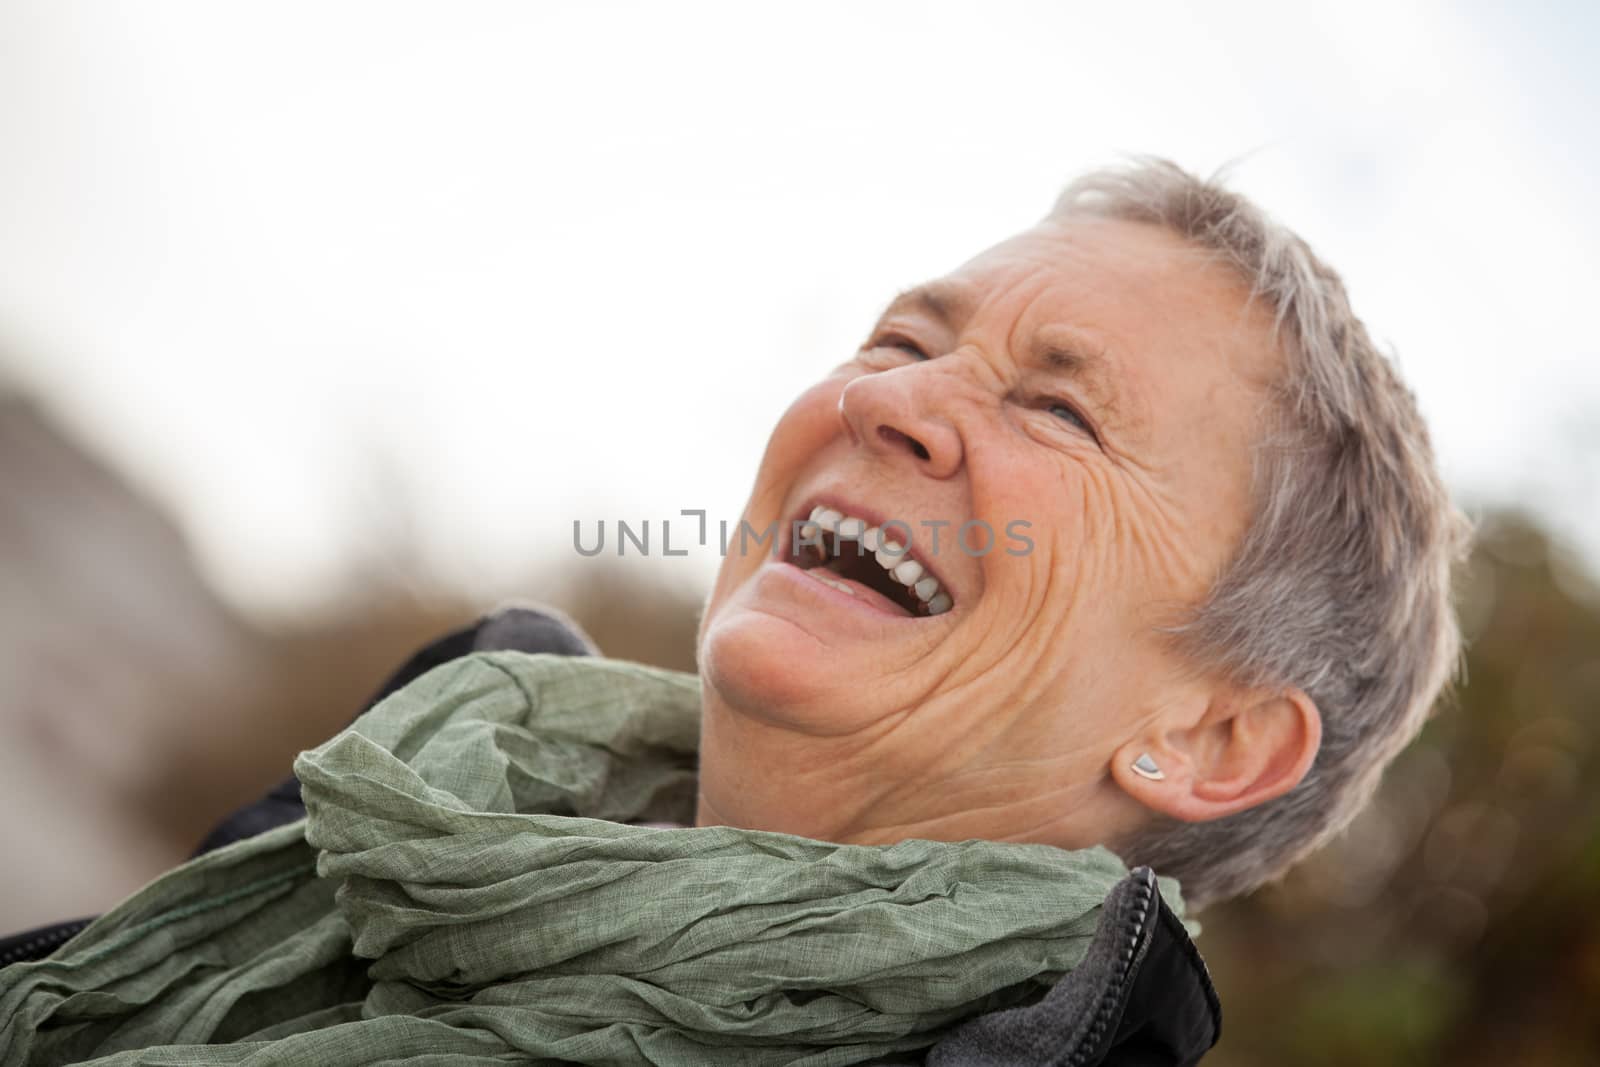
top-left (0, 653), bottom-right (1178, 1066)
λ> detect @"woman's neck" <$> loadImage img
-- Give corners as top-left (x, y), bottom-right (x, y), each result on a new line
top-left (694, 686), bottom-right (1143, 850)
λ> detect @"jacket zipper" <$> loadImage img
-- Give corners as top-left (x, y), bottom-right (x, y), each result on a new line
top-left (0, 919), bottom-right (92, 968)
top-left (1068, 867), bottom-right (1157, 1066)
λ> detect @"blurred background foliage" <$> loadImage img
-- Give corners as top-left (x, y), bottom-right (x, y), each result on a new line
top-left (1, 390), bottom-right (1597, 1063)
top-left (1202, 510), bottom-right (1600, 1065)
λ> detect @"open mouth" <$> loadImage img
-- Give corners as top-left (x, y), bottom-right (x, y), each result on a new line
top-left (789, 504), bottom-right (954, 618)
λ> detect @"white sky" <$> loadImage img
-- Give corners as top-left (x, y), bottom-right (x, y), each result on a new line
top-left (1, 1), bottom-right (1596, 615)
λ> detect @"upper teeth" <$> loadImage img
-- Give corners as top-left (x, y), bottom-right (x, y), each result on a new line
top-left (807, 505), bottom-right (953, 615)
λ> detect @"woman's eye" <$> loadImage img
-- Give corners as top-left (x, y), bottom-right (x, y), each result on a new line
top-left (1047, 401), bottom-right (1098, 442)
top-left (872, 334), bottom-right (929, 360)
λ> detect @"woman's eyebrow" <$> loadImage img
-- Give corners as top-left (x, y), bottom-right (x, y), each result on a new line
top-left (1032, 330), bottom-right (1130, 427)
top-left (877, 281), bottom-right (978, 329)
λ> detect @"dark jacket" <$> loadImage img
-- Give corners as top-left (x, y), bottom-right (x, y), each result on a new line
top-left (0, 606), bottom-right (1220, 1065)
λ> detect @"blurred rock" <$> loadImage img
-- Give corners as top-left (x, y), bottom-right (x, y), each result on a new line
top-left (0, 391), bottom-right (270, 927)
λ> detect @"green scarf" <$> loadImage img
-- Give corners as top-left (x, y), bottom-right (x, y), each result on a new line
top-left (0, 653), bottom-right (1180, 1066)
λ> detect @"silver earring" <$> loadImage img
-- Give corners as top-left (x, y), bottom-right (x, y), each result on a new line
top-left (1131, 753), bottom-right (1165, 781)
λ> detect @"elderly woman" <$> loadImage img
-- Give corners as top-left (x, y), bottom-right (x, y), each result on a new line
top-left (0, 160), bottom-right (1465, 1066)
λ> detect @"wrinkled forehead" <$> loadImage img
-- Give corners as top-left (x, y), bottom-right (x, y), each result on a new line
top-left (891, 217), bottom-right (1286, 410)
top-left (944, 218), bottom-right (1263, 324)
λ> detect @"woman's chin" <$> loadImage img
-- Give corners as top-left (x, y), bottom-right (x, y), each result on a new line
top-left (698, 606), bottom-right (877, 734)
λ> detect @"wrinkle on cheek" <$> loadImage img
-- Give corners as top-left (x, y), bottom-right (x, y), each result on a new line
top-left (1073, 464), bottom-right (1123, 598)
top-left (934, 536), bottom-right (1063, 705)
top-left (960, 549), bottom-right (1131, 764)
top-left (1013, 553), bottom-right (1090, 693)
top-left (859, 663), bottom-right (1042, 786)
top-left (1109, 474), bottom-right (1224, 614)
top-left (961, 479), bottom-right (1105, 704)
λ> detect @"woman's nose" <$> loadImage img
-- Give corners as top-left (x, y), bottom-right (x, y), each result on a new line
top-left (837, 367), bottom-right (964, 479)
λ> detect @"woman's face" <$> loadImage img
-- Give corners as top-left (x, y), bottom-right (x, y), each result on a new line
top-left (697, 218), bottom-right (1283, 833)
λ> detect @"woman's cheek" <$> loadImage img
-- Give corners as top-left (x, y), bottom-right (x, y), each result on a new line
top-left (736, 373), bottom-right (855, 553)
top-left (759, 378), bottom-right (849, 475)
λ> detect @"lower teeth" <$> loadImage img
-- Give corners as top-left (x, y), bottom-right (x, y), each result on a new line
top-left (796, 530), bottom-right (945, 615)
top-left (814, 575), bottom-right (856, 597)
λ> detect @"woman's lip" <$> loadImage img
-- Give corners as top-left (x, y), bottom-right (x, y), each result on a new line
top-left (765, 559), bottom-right (928, 622)
top-left (794, 563), bottom-right (914, 617)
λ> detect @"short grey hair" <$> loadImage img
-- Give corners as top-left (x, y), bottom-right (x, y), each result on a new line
top-left (1051, 158), bottom-right (1470, 908)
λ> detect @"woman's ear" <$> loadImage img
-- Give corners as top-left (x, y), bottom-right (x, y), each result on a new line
top-left (1112, 687), bottom-right (1321, 823)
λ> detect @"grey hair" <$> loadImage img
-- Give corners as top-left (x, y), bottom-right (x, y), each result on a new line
top-left (1050, 158), bottom-right (1470, 908)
